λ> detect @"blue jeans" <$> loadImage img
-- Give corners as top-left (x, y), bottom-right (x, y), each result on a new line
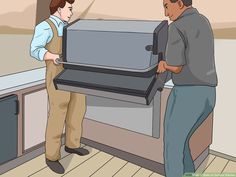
top-left (164, 86), bottom-right (216, 177)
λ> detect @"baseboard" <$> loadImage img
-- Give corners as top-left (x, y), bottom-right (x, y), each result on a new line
top-left (210, 149), bottom-right (236, 162)
top-left (0, 137), bottom-right (65, 175)
top-left (81, 137), bottom-right (165, 175)
top-left (0, 145), bottom-right (45, 175)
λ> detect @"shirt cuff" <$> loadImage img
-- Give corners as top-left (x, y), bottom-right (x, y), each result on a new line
top-left (38, 48), bottom-right (48, 61)
top-left (166, 60), bottom-right (185, 66)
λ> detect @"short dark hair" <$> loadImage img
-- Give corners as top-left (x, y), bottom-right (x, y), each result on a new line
top-left (49, 0), bottom-right (75, 15)
top-left (170, 0), bottom-right (192, 7)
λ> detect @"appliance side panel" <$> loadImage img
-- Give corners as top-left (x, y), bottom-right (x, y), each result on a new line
top-left (152, 92), bottom-right (161, 138)
top-left (85, 95), bottom-right (156, 136)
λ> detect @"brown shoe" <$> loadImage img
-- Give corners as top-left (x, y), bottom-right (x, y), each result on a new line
top-left (46, 159), bottom-right (65, 174)
top-left (65, 146), bottom-right (89, 156)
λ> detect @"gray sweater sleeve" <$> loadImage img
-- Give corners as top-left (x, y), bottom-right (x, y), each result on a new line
top-left (166, 24), bottom-right (186, 66)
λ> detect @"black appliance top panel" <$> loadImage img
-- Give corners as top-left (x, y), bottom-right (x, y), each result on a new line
top-left (68, 19), bottom-right (163, 34)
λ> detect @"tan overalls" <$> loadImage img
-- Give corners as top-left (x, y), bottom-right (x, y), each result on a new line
top-left (45, 19), bottom-right (86, 161)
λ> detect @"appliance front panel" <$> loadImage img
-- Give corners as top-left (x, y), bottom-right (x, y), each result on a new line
top-left (66, 31), bottom-right (155, 70)
top-left (54, 69), bottom-right (163, 105)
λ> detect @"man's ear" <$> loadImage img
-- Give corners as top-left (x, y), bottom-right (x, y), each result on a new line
top-left (58, 7), bottom-right (62, 15)
top-left (177, 0), bottom-right (185, 9)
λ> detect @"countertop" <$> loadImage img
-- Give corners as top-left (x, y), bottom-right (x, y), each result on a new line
top-left (0, 67), bottom-right (174, 96)
top-left (0, 68), bottom-right (45, 95)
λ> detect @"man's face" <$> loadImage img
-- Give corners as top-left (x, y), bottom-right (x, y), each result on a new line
top-left (59, 2), bottom-right (73, 22)
top-left (163, 0), bottom-right (183, 21)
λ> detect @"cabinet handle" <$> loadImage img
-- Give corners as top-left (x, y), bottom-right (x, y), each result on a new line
top-left (15, 100), bottom-right (19, 115)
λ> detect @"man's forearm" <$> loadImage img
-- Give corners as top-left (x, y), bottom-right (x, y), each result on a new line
top-left (165, 64), bottom-right (183, 74)
top-left (44, 52), bottom-right (59, 61)
top-left (157, 61), bottom-right (183, 74)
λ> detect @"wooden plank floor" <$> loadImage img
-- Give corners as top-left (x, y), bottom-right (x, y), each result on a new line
top-left (2, 145), bottom-right (236, 177)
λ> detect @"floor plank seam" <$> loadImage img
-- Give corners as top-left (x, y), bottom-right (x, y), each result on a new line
top-left (202, 156), bottom-right (216, 173)
top-left (27, 147), bottom-right (74, 177)
top-left (89, 156), bottom-right (114, 177)
top-left (27, 166), bottom-right (48, 177)
top-left (221, 160), bottom-right (230, 174)
top-left (112, 161), bottom-right (129, 177)
top-left (131, 167), bottom-right (142, 177)
top-left (61, 151), bottom-right (101, 177)
top-left (148, 172), bottom-right (154, 177)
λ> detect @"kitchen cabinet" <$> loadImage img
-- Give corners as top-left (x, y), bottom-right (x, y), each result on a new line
top-left (0, 95), bottom-right (18, 165)
top-left (81, 87), bottom-right (213, 175)
top-left (23, 89), bottom-right (48, 151)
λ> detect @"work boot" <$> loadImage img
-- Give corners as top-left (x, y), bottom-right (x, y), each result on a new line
top-left (46, 158), bottom-right (65, 174)
top-left (65, 146), bottom-right (89, 156)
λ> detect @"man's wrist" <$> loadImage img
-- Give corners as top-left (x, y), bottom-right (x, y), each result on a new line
top-left (44, 52), bottom-right (58, 61)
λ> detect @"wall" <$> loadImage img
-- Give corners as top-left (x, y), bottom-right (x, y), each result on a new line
top-left (211, 39), bottom-right (236, 157)
top-left (0, 0), bottom-right (45, 77)
top-left (71, 0), bottom-right (236, 29)
top-left (1, 0), bottom-right (236, 30)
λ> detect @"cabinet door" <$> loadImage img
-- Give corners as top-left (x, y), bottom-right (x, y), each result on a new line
top-left (24, 89), bottom-right (48, 151)
top-left (0, 95), bottom-right (18, 165)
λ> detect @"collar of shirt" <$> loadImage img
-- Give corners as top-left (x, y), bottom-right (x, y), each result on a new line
top-left (49, 15), bottom-right (67, 28)
top-left (176, 7), bottom-right (199, 21)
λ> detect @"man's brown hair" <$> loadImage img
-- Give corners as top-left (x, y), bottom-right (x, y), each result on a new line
top-left (170, 0), bottom-right (192, 7)
top-left (50, 0), bottom-right (75, 15)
